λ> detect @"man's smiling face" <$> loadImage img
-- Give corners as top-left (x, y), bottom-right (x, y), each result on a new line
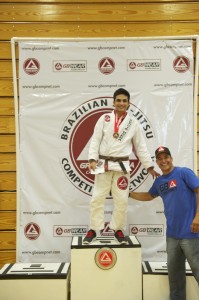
top-left (156, 153), bottom-right (174, 175)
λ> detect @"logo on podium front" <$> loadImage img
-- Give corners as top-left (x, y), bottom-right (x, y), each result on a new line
top-left (95, 247), bottom-right (117, 270)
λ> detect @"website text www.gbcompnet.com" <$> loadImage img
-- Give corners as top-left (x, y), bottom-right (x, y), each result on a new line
top-left (87, 45), bottom-right (126, 51)
top-left (154, 82), bottom-right (192, 88)
top-left (22, 250), bottom-right (61, 256)
top-left (88, 83), bottom-right (126, 89)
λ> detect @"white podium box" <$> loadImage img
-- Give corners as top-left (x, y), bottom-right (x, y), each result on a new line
top-left (71, 235), bottom-right (142, 300)
top-left (142, 261), bottom-right (199, 300)
top-left (0, 262), bottom-right (70, 300)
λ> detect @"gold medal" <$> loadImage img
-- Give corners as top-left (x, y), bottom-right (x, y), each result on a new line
top-left (113, 111), bottom-right (126, 140)
top-left (113, 132), bottom-right (119, 138)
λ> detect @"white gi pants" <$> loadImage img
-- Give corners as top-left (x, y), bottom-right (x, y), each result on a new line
top-left (90, 171), bottom-right (130, 231)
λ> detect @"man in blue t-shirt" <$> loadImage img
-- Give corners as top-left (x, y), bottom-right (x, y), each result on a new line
top-left (130, 146), bottom-right (199, 300)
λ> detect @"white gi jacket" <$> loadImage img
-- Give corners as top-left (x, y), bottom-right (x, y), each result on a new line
top-left (88, 110), bottom-right (153, 173)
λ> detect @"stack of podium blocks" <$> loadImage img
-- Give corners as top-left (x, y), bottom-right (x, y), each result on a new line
top-left (0, 236), bottom-right (198, 300)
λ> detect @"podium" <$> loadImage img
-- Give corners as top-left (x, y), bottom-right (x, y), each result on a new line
top-left (70, 236), bottom-right (142, 300)
top-left (0, 262), bottom-right (70, 300)
top-left (142, 261), bottom-right (199, 300)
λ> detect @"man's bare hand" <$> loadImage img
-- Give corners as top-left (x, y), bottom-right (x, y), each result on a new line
top-left (147, 167), bottom-right (160, 179)
top-left (191, 214), bottom-right (199, 233)
top-left (88, 160), bottom-right (97, 172)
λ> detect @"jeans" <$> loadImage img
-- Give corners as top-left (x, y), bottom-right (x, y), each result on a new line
top-left (166, 237), bottom-right (199, 300)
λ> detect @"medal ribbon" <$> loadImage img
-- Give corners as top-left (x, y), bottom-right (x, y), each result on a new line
top-left (114, 111), bottom-right (126, 135)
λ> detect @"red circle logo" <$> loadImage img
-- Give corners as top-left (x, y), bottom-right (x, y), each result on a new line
top-left (24, 222), bottom-right (41, 240)
top-left (131, 226), bottom-right (138, 234)
top-left (95, 247), bottom-right (117, 270)
top-left (23, 58), bottom-right (40, 75)
top-left (173, 56), bottom-right (190, 73)
top-left (55, 63), bottom-right (62, 70)
top-left (129, 62), bottom-right (136, 69)
top-left (117, 176), bottom-right (128, 190)
top-left (98, 57), bottom-right (115, 74)
top-left (56, 227), bottom-right (63, 235)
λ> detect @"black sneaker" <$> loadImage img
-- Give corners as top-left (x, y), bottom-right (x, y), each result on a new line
top-left (114, 230), bottom-right (128, 244)
top-left (83, 229), bottom-right (96, 244)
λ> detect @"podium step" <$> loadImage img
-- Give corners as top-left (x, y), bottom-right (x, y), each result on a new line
top-left (0, 263), bottom-right (70, 300)
top-left (143, 261), bottom-right (199, 300)
top-left (71, 235), bottom-right (142, 300)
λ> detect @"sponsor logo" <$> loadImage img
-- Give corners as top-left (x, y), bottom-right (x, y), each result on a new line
top-left (105, 115), bottom-right (110, 122)
top-left (24, 222), bottom-right (41, 240)
top-left (95, 247), bottom-right (117, 270)
top-left (59, 97), bottom-right (155, 195)
top-left (130, 224), bottom-right (164, 236)
top-left (168, 180), bottom-right (177, 188)
top-left (53, 225), bottom-right (87, 237)
top-left (131, 226), bottom-right (139, 234)
top-left (157, 146), bottom-right (165, 152)
top-left (100, 222), bottom-right (115, 236)
top-left (160, 180), bottom-right (177, 192)
top-left (127, 59), bottom-right (161, 71)
top-left (98, 57), bottom-right (115, 74)
top-left (117, 176), bottom-right (128, 190)
top-left (23, 58), bottom-right (40, 75)
top-left (53, 60), bottom-right (87, 72)
top-left (173, 56), bottom-right (190, 73)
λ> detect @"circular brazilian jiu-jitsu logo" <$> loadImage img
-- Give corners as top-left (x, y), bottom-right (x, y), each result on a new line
top-left (95, 247), bottom-right (117, 270)
top-left (59, 96), bottom-right (155, 196)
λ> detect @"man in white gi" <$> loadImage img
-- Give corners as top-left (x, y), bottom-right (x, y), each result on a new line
top-left (83, 88), bottom-right (159, 244)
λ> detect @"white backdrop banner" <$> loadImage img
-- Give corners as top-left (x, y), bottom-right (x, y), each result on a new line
top-left (17, 39), bottom-right (194, 262)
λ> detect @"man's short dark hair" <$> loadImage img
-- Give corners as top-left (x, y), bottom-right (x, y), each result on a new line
top-left (113, 88), bottom-right (130, 102)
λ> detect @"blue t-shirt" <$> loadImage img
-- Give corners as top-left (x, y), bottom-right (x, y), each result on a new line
top-left (149, 167), bottom-right (199, 238)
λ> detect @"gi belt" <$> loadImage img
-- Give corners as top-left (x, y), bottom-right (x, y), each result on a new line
top-left (99, 155), bottom-right (129, 174)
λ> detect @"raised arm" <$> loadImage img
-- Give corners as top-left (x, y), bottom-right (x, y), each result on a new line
top-left (130, 191), bottom-right (155, 201)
